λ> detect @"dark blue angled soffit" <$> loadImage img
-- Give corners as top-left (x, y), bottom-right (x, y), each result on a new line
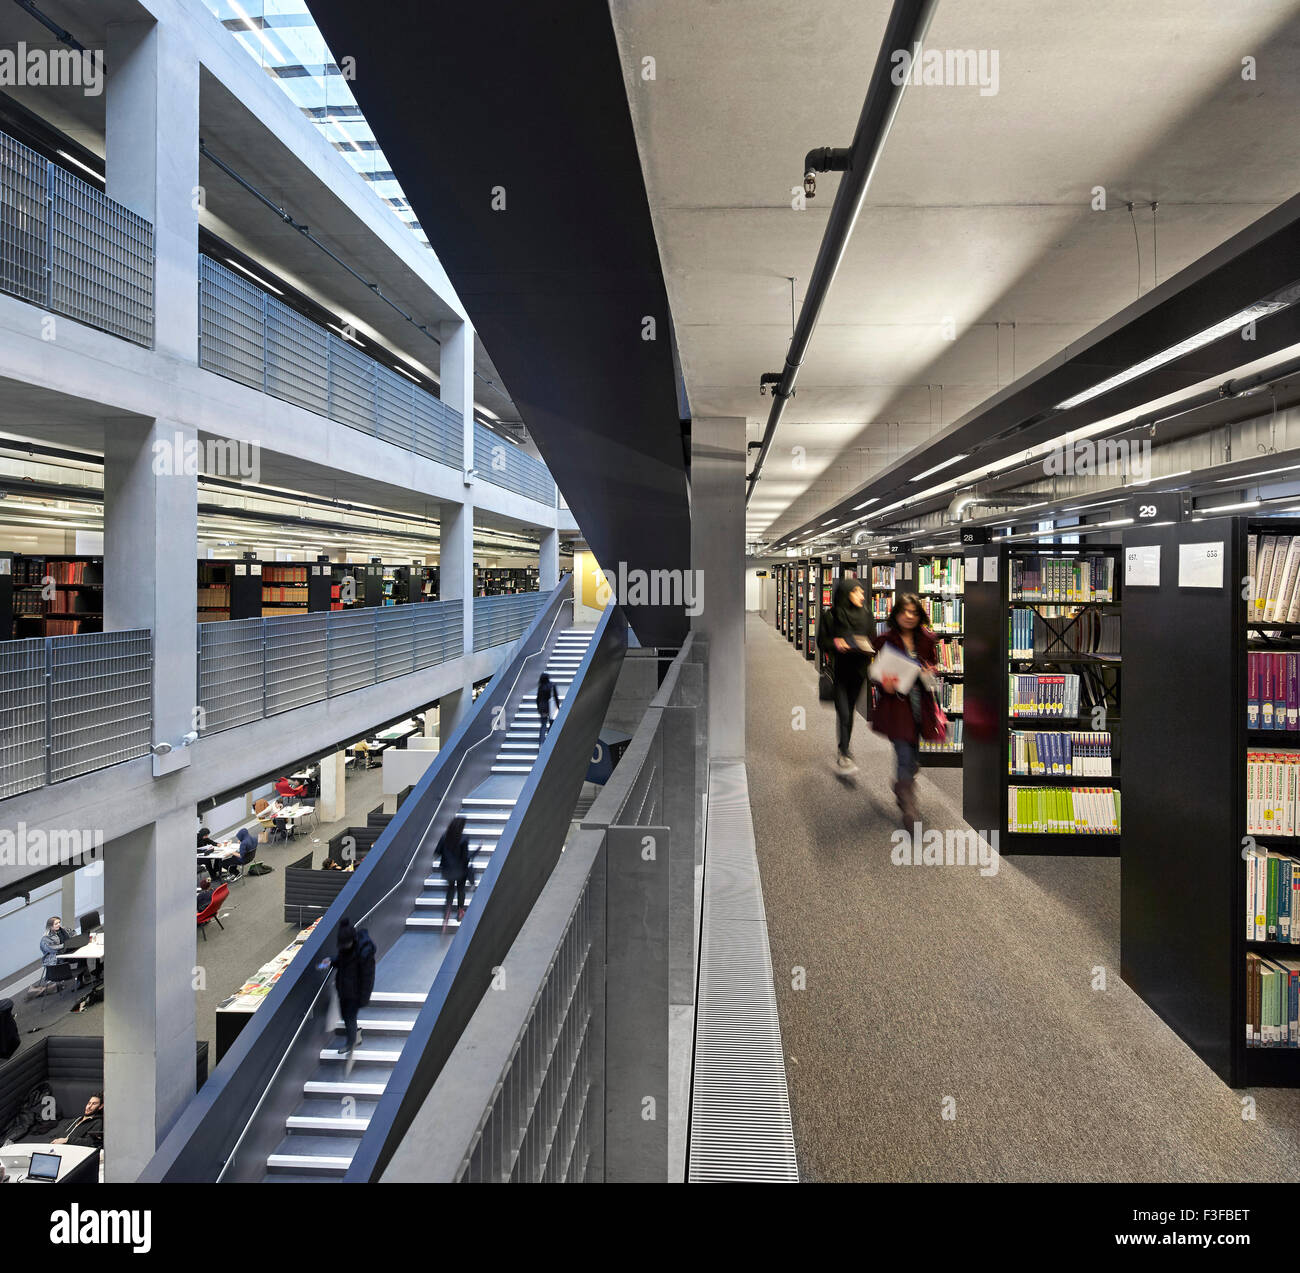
top-left (305, 0), bottom-right (691, 647)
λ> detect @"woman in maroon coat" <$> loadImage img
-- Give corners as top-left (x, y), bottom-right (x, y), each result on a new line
top-left (870, 593), bottom-right (938, 822)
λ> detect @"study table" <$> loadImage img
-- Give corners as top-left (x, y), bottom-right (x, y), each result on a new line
top-left (0, 1143), bottom-right (100, 1184)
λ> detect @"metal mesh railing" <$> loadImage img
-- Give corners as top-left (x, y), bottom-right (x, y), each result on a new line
top-left (472, 591), bottom-right (546, 653)
top-left (0, 639), bottom-right (47, 799)
top-left (198, 257), bottom-right (469, 473)
top-left (0, 129), bottom-right (155, 347)
top-left (473, 423), bottom-right (557, 506)
top-left (461, 881), bottom-right (597, 1182)
top-left (196, 600), bottom-right (472, 736)
top-left (0, 630), bottom-right (153, 797)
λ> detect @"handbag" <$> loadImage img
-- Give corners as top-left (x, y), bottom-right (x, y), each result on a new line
top-left (818, 668), bottom-right (835, 702)
top-left (920, 689), bottom-right (948, 743)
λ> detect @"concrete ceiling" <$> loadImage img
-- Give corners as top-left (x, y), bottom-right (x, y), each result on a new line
top-left (611, 0), bottom-right (1300, 544)
top-left (0, 0), bottom-right (522, 430)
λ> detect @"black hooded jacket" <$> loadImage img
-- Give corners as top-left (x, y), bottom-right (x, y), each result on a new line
top-left (330, 921), bottom-right (376, 1009)
top-left (816, 577), bottom-right (872, 663)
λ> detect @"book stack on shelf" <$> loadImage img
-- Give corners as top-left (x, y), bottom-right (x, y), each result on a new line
top-left (907, 554), bottom-right (965, 761)
top-left (1119, 515), bottom-right (1300, 1086)
top-left (197, 562), bottom-right (232, 623)
top-left (964, 544), bottom-right (1121, 856)
top-left (262, 564), bottom-right (310, 615)
top-left (39, 557), bottom-right (103, 636)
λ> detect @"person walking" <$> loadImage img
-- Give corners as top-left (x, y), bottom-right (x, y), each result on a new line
top-left (316, 918), bottom-right (377, 1064)
top-left (869, 593), bottom-right (939, 823)
top-left (536, 672), bottom-right (560, 746)
top-left (816, 576), bottom-right (874, 774)
top-left (434, 815), bottom-right (473, 932)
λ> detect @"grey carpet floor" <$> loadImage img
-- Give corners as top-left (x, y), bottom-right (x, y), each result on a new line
top-left (745, 612), bottom-right (1300, 1182)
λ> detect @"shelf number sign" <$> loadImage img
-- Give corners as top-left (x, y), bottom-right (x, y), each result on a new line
top-left (1177, 541), bottom-right (1225, 589)
top-left (1137, 503), bottom-right (1158, 520)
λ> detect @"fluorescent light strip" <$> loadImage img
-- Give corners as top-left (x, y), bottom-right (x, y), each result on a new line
top-left (1055, 302), bottom-right (1289, 411)
top-left (57, 150), bottom-right (103, 184)
top-left (1214, 462), bottom-right (1300, 482)
top-left (393, 365), bottom-right (421, 384)
top-left (1130, 469), bottom-right (1191, 485)
top-left (908, 454), bottom-right (970, 483)
top-left (226, 258), bottom-right (283, 296)
top-left (853, 498), bottom-right (879, 510)
top-left (327, 323), bottom-right (363, 347)
top-left (1203, 499), bottom-right (1261, 513)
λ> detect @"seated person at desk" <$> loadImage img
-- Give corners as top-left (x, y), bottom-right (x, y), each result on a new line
top-left (48, 1093), bottom-right (103, 1149)
top-left (39, 917), bottom-right (77, 985)
top-left (275, 775), bottom-right (308, 799)
top-left (196, 875), bottom-right (213, 913)
top-left (197, 826), bottom-right (233, 882)
top-left (253, 798), bottom-right (288, 841)
top-left (352, 739), bottom-right (375, 768)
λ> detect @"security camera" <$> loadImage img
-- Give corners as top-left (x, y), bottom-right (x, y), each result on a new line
top-left (182, 730), bottom-right (199, 746)
top-left (150, 741), bottom-right (172, 756)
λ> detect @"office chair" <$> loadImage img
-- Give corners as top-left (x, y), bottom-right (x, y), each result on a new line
top-left (78, 910), bottom-right (100, 935)
top-left (197, 884), bottom-right (229, 941)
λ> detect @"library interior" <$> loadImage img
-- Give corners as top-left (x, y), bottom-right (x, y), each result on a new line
top-left (1, 0), bottom-right (1300, 1232)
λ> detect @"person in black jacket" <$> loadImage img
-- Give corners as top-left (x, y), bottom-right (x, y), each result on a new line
top-left (435, 815), bottom-right (473, 930)
top-left (536, 673), bottom-right (560, 746)
top-left (0, 998), bottom-right (18, 1062)
top-left (49, 1093), bottom-right (103, 1149)
top-left (816, 577), bottom-right (874, 775)
top-left (317, 918), bottom-right (376, 1057)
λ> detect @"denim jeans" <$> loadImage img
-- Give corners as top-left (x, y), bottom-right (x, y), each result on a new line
top-left (893, 738), bottom-right (920, 784)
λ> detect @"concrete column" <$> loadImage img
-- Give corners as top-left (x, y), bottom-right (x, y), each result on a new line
top-left (318, 750), bottom-right (347, 824)
top-left (104, 418), bottom-right (197, 777)
top-left (103, 807), bottom-right (195, 1181)
top-left (540, 528), bottom-right (560, 592)
top-left (440, 316), bottom-right (477, 659)
top-left (60, 872), bottom-right (77, 930)
top-left (106, 19), bottom-right (199, 364)
top-left (690, 416), bottom-right (745, 761)
top-left (424, 708), bottom-right (438, 739)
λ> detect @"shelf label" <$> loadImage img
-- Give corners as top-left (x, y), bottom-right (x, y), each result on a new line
top-left (964, 555), bottom-right (979, 583)
top-left (1178, 541), bottom-right (1224, 589)
top-left (250, 563), bottom-right (262, 576)
top-left (1125, 544), bottom-right (1160, 588)
top-left (983, 555), bottom-right (998, 583)
top-left (235, 564), bottom-right (246, 576)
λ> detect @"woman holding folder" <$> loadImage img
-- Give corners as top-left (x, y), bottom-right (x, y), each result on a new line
top-left (869, 593), bottom-right (938, 822)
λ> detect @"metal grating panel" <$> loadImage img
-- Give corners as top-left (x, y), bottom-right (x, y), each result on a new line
top-left (197, 618), bottom-right (266, 735)
top-left (326, 332), bottom-right (379, 433)
top-left (411, 600), bottom-right (462, 668)
top-left (473, 591), bottom-right (546, 652)
top-left (48, 630), bottom-right (152, 784)
top-left (375, 605), bottom-right (415, 681)
top-left (0, 639), bottom-right (47, 798)
top-left (266, 298), bottom-right (329, 414)
top-left (688, 761), bottom-right (798, 1182)
top-left (375, 365), bottom-right (415, 451)
top-left (459, 881), bottom-right (596, 1183)
top-left (473, 422), bottom-right (556, 506)
top-left (326, 609), bottom-right (377, 696)
top-left (49, 166), bottom-right (154, 348)
top-left (198, 256), bottom-right (266, 390)
top-left (0, 133), bottom-right (48, 305)
top-left (263, 613), bottom-right (328, 716)
top-left (411, 392), bottom-right (462, 468)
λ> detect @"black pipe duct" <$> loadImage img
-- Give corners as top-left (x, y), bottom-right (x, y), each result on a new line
top-left (746, 0), bottom-right (940, 503)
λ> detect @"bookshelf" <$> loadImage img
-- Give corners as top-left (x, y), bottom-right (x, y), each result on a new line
top-left (1121, 515), bottom-right (1300, 1086)
top-left (1, 555), bottom-right (105, 637)
top-left (897, 553), bottom-right (965, 766)
top-left (793, 561), bottom-right (808, 654)
top-left (963, 543), bottom-right (1121, 852)
top-left (197, 560), bottom-right (263, 622)
top-left (477, 566), bottom-right (540, 596)
top-left (802, 557), bottom-right (823, 661)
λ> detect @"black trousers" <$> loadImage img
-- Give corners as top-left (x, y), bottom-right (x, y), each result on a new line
top-left (833, 661), bottom-right (867, 756)
top-left (445, 876), bottom-right (466, 909)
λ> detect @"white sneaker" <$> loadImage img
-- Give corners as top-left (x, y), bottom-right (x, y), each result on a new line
top-left (836, 754), bottom-right (858, 774)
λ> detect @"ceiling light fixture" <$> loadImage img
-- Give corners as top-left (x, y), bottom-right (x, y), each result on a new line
top-left (56, 150), bottom-right (104, 184)
top-left (226, 258), bottom-right (283, 296)
top-left (1054, 302), bottom-right (1290, 411)
top-left (908, 454), bottom-right (970, 483)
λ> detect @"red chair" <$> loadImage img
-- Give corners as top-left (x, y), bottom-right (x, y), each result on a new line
top-left (197, 883), bottom-right (230, 941)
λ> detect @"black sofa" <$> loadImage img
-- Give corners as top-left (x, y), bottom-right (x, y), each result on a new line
top-left (0, 1036), bottom-right (209, 1146)
top-left (282, 851), bottom-right (352, 926)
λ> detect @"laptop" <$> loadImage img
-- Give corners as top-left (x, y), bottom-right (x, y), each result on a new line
top-left (62, 933), bottom-right (91, 952)
top-left (26, 1151), bottom-right (61, 1182)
